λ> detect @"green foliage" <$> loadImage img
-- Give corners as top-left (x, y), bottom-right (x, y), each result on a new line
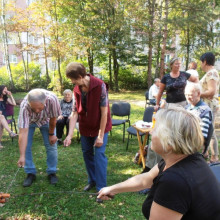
top-left (0, 66), bottom-right (10, 86)
top-left (118, 67), bottom-right (147, 90)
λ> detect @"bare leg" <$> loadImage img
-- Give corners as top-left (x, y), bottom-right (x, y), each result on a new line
top-left (0, 115), bottom-right (12, 133)
top-left (0, 124), bottom-right (4, 148)
top-left (210, 108), bottom-right (219, 162)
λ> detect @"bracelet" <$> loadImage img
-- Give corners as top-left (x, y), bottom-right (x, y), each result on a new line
top-left (49, 133), bottom-right (54, 136)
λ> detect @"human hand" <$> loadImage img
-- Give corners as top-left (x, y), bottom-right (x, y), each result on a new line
top-left (57, 115), bottom-right (63, 120)
top-left (94, 136), bottom-right (103, 147)
top-left (97, 187), bottom-right (115, 200)
top-left (7, 91), bottom-right (12, 96)
top-left (49, 135), bottom-right (57, 145)
top-left (63, 136), bottom-right (71, 147)
top-left (0, 111), bottom-right (2, 115)
top-left (154, 105), bottom-right (160, 111)
top-left (17, 156), bottom-right (25, 168)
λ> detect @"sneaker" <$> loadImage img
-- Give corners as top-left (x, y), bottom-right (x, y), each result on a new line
top-left (9, 131), bottom-right (18, 138)
top-left (48, 173), bottom-right (58, 185)
top-left (23, 173), bottom-right (36, 187)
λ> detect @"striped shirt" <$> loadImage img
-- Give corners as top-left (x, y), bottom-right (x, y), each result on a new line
top-left (18, 89), bottom-right (61, 128)
top-left (186, 100), bottom-right (212, 138)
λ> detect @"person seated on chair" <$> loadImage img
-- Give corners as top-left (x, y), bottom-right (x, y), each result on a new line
top-left (0, 85), bottom-right (17, 149)
top-left (148, 78), bottom-right (160, 105)
top-left (143, 83), bottom-right (213, 173)
top-left (56, 89), bottom-right (74, 145)
top-left (98, 108), bottom-right (220, 220)
top-left (185, 83), bottom-right (214, 160)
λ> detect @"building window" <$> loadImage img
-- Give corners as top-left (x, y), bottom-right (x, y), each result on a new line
top-left (9, 55), bottom-right (18, 63)
top-left (164, 54), bottom-right (170, 63)
top-left (26, 0), bottom-right (35, 6)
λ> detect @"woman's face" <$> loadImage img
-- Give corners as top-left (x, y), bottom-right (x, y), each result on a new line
top-left (2, 87), bottom-right (7, 95)
top-left (64, 92), bottom-right (72, 102)
top-left (200, 61), bottom-right (206, 71)
top-left (70, 76), bottom-right (83, 86)
top-left (171, 60), bottom-right (181, 72)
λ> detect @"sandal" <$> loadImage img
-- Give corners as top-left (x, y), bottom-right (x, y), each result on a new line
top-left (9, 131), bottom-right (18, 138)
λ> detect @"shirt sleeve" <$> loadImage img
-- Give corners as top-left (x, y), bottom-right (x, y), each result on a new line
top-left (100, 83), bottom-right (108, 107)
top-left (153, 171), bottom-right (191, 215)
top-left (184, 72), bottom-right (191, 79)
top-left (161, 75), bottom-right (167, 85)
top-left (206, 70), bottom-right (219, 82)
top-left (48, 94), bottom-right (61, 118)
top-left (200, 112), bottom-right (211, 138)
top-left (18, 101), bottom-right (30, 129)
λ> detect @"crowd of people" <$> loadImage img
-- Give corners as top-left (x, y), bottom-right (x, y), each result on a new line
top-left (0, 51), bottom-right (219, 217)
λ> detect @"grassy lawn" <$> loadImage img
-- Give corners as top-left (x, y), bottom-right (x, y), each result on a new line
top-left (0, 91), bottom-right (147, 219)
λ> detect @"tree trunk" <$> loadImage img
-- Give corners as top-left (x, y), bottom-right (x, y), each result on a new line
top-left (26, 31), bottom-right (29, 91)
top-left (87, 47), bottom-right (94, 75)
top-left (18, 33), bottom-right (28, 90)
top-left (147, 0), bottom-right (156, 88)
top-left (42, 29), bottom-right (50, 85)
top-left (112, 48), bottom-right (119, 92)
top-left (1, 0), bottom-right (14, 90)
top-left (108, 53), bottom-right (113, 90)
top-left (185, 22), bottom-right (190, 71)
top-left (159, 0), bottom-right (169, 79)
top-left (53, 0), bottom-right (63, 94)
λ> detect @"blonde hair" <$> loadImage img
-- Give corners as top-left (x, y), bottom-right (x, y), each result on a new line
top-left (155, 108), bottom-right (204, 155)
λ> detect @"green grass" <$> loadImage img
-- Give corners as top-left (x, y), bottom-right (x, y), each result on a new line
top-left (0, 91), bottom-right (147, 220)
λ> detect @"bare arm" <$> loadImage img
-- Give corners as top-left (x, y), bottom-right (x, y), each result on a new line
top-left (97, 164), bottom-right (159, 200)
top-left (188, 75), bottom-right (198, 83)
top-left (63, 111), bottom-right (78, 146)
top-left (49, 117), bottom-right (57, 145)
top-left (149, 202), bottom-right (183, 220)
top-left (200, 79), bottom-right (217, 99)
top-left (6, 91), bottom-right (16, 106)
top-left (17, 128), bottom-right (28, 167)
top-left (155, 83), bottom-right (166, 111)
top-left (94, 106), bottom-right (108, 147)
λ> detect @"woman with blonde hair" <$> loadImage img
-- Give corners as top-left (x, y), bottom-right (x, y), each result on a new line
top-left (98, 108), bottom-right (220, 219)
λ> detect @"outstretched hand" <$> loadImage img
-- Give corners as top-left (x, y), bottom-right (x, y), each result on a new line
top-left (97, 187), bottom-right (115, 201)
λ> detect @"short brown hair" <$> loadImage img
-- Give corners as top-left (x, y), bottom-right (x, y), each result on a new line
top-left (188, 61), bottom-right (197, 70)
top-left (66, 62), bottom-right (87, 79)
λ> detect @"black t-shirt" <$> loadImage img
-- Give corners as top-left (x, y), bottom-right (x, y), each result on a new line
top-left (142, 153), bottom-right (220, 220)
top-left (161, 71), bottom-right (190, 103)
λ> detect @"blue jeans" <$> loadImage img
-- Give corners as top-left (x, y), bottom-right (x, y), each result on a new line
top-left (81, 132), bottom-right (108, 191)
top-left (24, 123), bottom-right (58, 175)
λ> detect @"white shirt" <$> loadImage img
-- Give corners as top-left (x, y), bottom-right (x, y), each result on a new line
top-left (186, 69), bottom-right (199, 85)
top-left (149, 84), bottom-right (159, 100)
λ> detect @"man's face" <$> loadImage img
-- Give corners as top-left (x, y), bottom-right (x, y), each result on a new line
top-left (155, 80), bottom-right (160, 87)
top-left (29, 101), bottom-right (45, 113)
top-left (185, 88), bottom-right (200, 106)
top-left (70, 76), bottom-right (83, 86)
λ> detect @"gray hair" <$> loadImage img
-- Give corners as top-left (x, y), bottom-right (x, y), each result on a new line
top-left (185, 83), bottom-right (201, 94)
top-left (63, 89), bottom-right (72, 95)
top-left (27, 89), bottom-right (46, 104)
top-left (154, 78), bottom-right (160, 83)
top-left (154, 108), bottom-right (204, 155)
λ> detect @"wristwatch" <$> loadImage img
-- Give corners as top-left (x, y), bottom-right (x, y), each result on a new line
top-left (49, 133), bottom-right (54, 136)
